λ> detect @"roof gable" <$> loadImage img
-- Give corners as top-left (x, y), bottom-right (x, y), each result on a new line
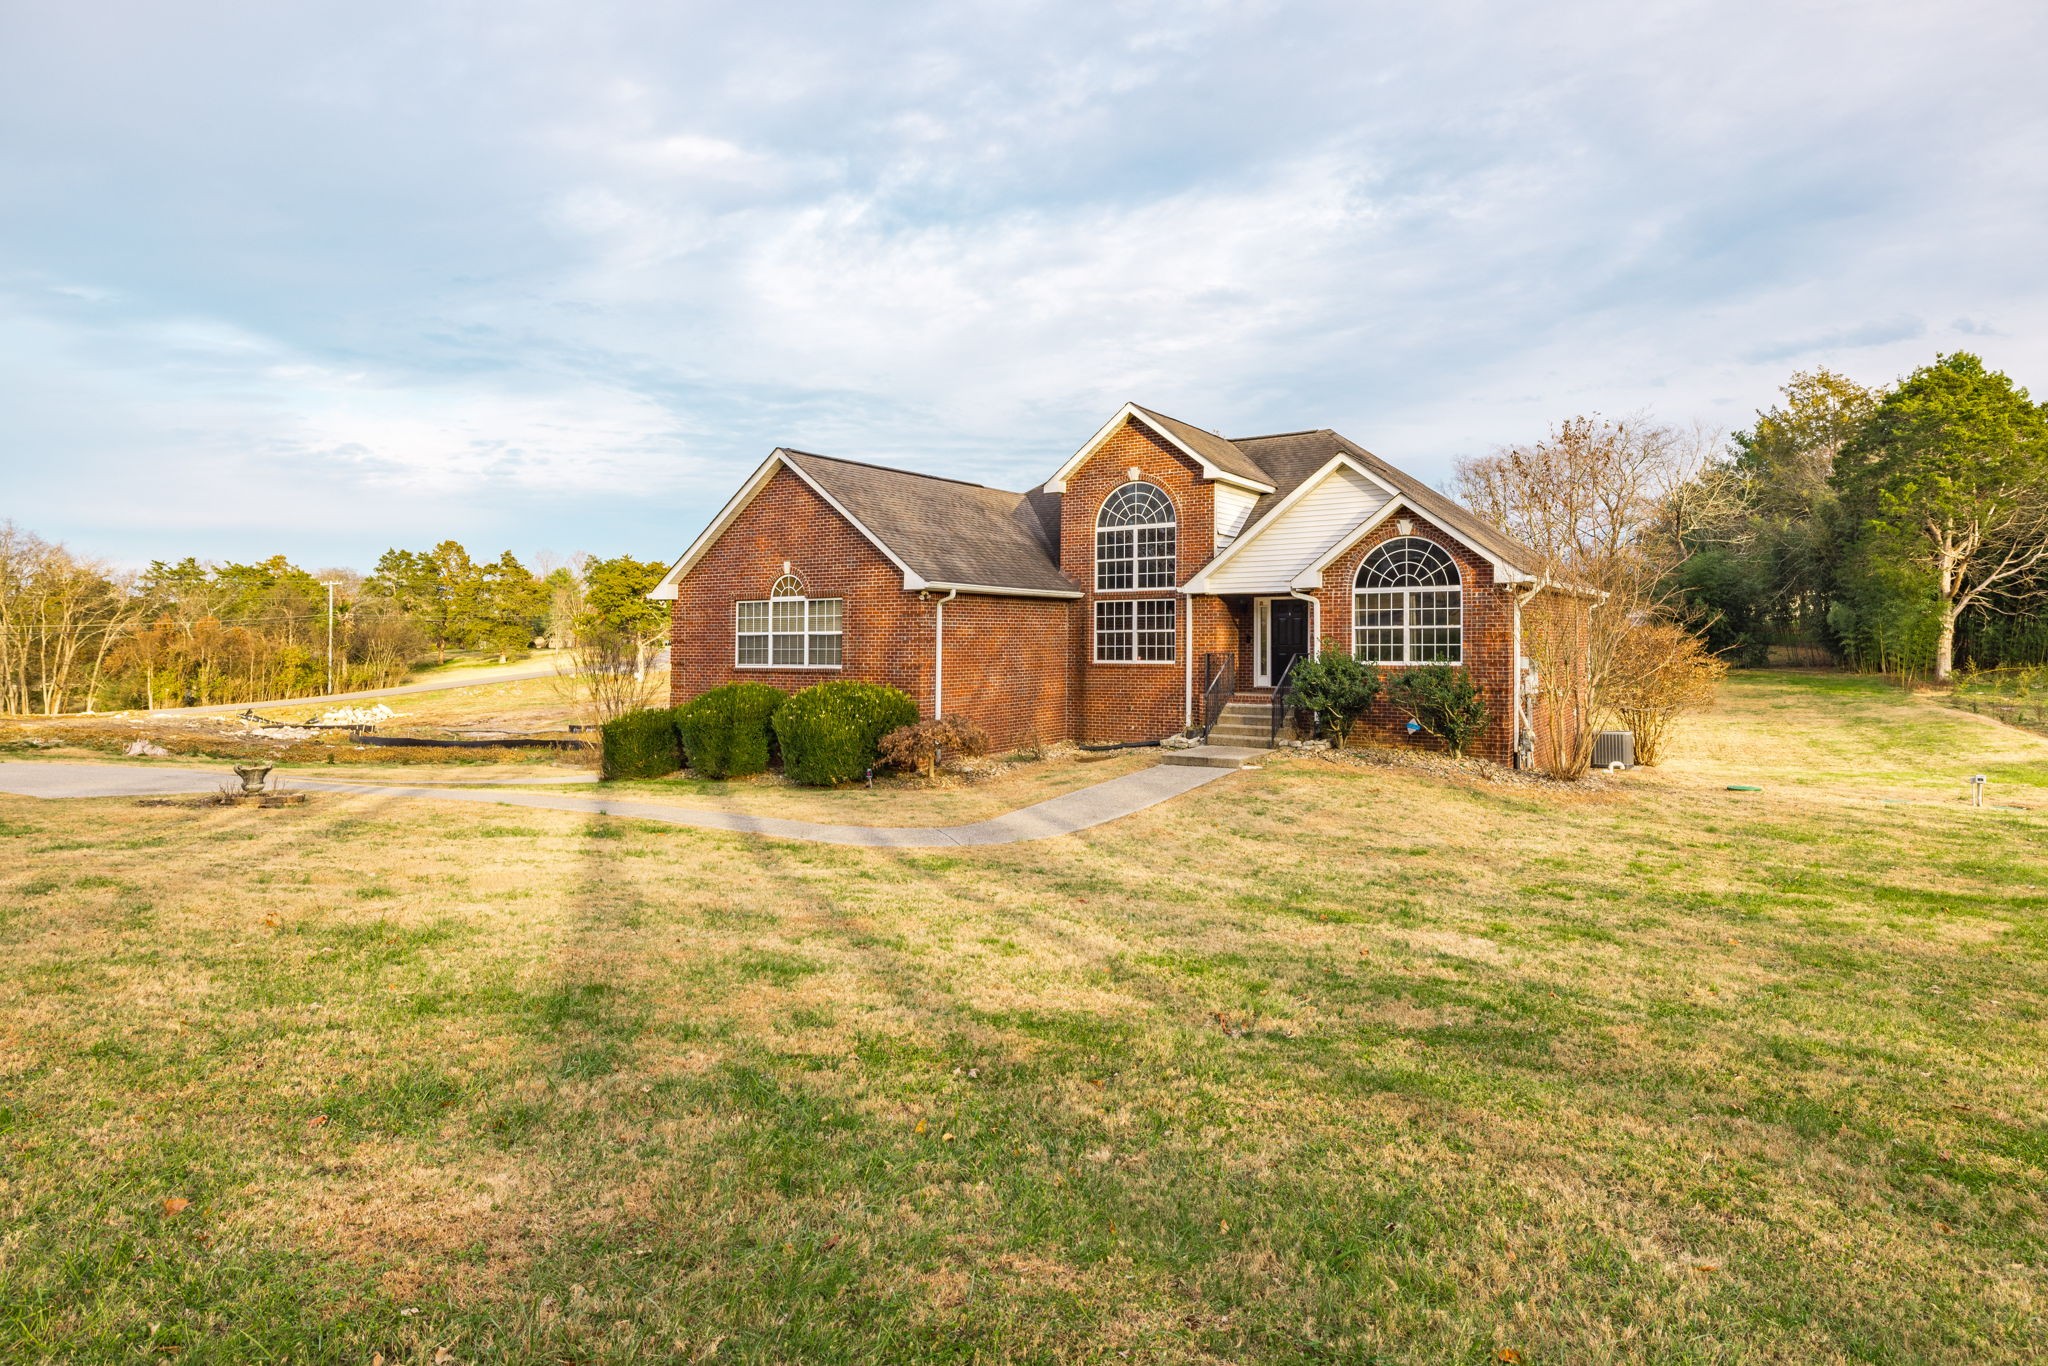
top-left (649, 449), bottom-right (1078, 601)
top-left (1043, 403), bottom-right (1276, 494)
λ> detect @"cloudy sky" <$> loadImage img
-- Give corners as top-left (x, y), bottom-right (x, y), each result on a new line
top-left (3, 1), bottom-right (2044, 570)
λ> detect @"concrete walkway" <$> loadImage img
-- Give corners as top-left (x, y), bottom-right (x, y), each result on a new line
top-left (0, 760), bottom-right (1234, 848)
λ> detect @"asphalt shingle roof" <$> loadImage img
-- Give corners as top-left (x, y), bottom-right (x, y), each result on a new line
top-left (765, 411), bottom-right (1551, 596)
top-left (780, 450), bottom-right (1080, 595)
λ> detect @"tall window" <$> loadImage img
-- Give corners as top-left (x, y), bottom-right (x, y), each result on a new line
top-left (1095, 599), bottom-right (1176, 663)
top-left (1354, 537), bottom-right (1462, 663)
top-left (1096, 482), bottom-right (1176, 590)
top-left (736, 573), bottom-right (842, 668)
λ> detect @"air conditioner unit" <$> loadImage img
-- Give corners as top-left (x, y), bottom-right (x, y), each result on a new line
top-left (1592, 730), bottom-right (1636, 770)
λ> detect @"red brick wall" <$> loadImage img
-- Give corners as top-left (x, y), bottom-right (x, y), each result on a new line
top-left (931, 594), bottom-right (1074, 752)
top-left (1316, 512), bottom-right (1521, 765)
top-left (1058, 418), bottom-right (1219, 742)
top-left (667, 464), bottom-right (1073, 754)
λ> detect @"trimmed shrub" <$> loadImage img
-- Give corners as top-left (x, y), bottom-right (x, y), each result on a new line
top-left (1286, 648), bottom-right (1381, 748)
top-left (1386, 665), bottom-right (1490, 756)
top-left (773, 682), bottom-right (919, 786)
top-left (877, 715), bottom-right (989, 778)
top-left (600, 706), bottom-right (683, 780)
top-left (676, 682), bottom-right (787, 778)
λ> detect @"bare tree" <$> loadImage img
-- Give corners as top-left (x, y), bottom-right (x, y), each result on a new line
top-left (1457, 415), bottom-right (1721, 776)
top-left (0, 523), bottom-right (142, 715)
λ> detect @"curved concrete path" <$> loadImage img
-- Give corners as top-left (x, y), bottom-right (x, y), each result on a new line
top-left (0, 760), bottom-right (1235, 848)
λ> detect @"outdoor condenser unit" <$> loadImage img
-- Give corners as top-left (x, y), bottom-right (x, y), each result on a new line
top-left (1591, 730), bottom-right (1636, 770)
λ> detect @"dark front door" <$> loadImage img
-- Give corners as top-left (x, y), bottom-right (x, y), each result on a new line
top-left (1270, 599), bottom-right (1309, 683)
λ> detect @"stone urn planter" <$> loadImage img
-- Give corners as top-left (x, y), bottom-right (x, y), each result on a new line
top-left (232, 764), bottom-right (273, 797)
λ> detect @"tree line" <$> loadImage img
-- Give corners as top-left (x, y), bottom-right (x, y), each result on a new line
top-left (0, 528), bottom-right (668, 714)
top-left (1445, 350), bottom-right (2046, 775)
top-left (1672, 353), bottom-right (2048, 681)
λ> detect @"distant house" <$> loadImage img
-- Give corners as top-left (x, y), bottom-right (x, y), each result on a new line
top-left (651, 404), bottom-right (1587, 764)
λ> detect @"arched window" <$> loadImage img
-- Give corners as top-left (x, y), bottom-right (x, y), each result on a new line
top-left (736, 570), bottom-right (843, 668)
top-left (1095, 482), bottom-right (1176, 591)
top-left (1354, 537), bottom-right (1462, 663)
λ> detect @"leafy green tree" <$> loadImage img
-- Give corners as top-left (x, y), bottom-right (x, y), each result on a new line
top-left (1733, 368), bottom-right (1881, 521)
top-left (477, 551), bottom-right (547, 659)
top-left (1832, 353), bottom-right (2048, 680)
top-left (1286, 648), bottom-right (1380, 748)
top-left (578, 555), bottom-right (669, 679)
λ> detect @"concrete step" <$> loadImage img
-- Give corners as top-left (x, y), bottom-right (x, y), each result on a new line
top-left (1162, 744), bottom-right (1268, 769)
top-left (1205, 727), bottom-right (1274, 747)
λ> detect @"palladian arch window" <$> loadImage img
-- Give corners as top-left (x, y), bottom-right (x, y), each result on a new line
top-left (1354, 537), bottom-right (1462, 663)
top-left (736, 572), bottom-right (842, 668)
top-left (1095, 482), bottom-right (1177, 591)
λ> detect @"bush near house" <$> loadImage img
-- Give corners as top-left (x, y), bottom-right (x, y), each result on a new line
top-left (1387, 664), bottom-right (1490, 756)
top-left (1287, 648), bottom-right (1381, 748)
top-left (773, 682), bottom-right (919, 786)
top-left (676, 682), bottom-right (787, 779)
top-left (878, 715), bottom-right (990, 778)
top-left (599, 705), bottom-right (684, 779)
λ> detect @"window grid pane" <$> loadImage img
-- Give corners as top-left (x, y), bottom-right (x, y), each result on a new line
top-left (737, 595), bottom-right (843, 666)
top-left (1094, 600), bottom-right (1134, 661)
top-left (1134, 599), bottom-right (1175, 661)
top-left (1096, 528), bottom-right (1135, 591)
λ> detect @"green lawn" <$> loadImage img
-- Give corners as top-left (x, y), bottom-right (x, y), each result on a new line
top-left (1, 672), bottom-right (2043, 1363)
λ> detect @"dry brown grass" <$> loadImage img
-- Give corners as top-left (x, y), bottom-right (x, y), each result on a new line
top-left (1, 671), bottom-right (2044, 1363)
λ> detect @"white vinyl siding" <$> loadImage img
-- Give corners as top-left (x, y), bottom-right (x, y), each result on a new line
top-left (1200, 465), bottom-right (1391, 593)
top-left (1213, 485), bottom-right (1257, 549)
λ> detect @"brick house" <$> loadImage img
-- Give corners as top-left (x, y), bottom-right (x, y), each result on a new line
top-left (651, 403), bottom-right (1588, 765)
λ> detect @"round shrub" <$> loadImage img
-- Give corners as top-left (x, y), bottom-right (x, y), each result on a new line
top-left (772, 681), bottom-right (919, 786)
top-left (1386, 664), bottom-right (1490, 756)
top-left (600, 706), bottom-right (683, 780)
top-left (676, 682), bottom-right (787, 778)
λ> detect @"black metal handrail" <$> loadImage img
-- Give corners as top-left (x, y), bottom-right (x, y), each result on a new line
top-left (1199, 651), bottom-right (1235, 741)
top-left (1270, 653), bottom-right (1300, 747)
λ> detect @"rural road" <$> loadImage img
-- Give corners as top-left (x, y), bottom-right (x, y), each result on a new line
top-left (139, 657), bottom-right (591, 717)
top-left (0, 759), bottom-right (1234, 848)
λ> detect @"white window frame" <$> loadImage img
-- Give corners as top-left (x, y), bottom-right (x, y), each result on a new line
top-left (1095, 483), bottom-right (1177, 592)
top-left (1093, 598), bottom-right (1177, 665)
top-left (1352, 537), bottom-right (1463, 665)
top-left (735, 584), bottom-right (843, 670)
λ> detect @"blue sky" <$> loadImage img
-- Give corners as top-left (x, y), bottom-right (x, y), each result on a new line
top-left (3, 0), bottom-right (2044, 571)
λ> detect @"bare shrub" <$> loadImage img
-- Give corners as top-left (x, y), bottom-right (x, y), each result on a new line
top-left (555, 626), bottom-right (660, 729)
top-left (877, 716), bottom-right (989, 778)
top-left (1604, 621), bottom-right (1729, 764)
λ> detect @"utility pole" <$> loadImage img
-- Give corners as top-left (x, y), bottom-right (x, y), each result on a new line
top-left (320, 581), bottom-right (339, 697)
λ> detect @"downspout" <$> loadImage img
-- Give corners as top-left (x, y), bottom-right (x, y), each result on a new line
top-left (932, 588), bottom-right (958, 717)
top-left (1182, 592), bottom-right (1194, 731)
top-left (1289, 587), bottom-right (1320, 656)
top-left (1510, 579), bottom-right (1546, 767)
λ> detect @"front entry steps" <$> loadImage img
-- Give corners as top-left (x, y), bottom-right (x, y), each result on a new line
top-left (1199, 698), bottom-right (1295, 750)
